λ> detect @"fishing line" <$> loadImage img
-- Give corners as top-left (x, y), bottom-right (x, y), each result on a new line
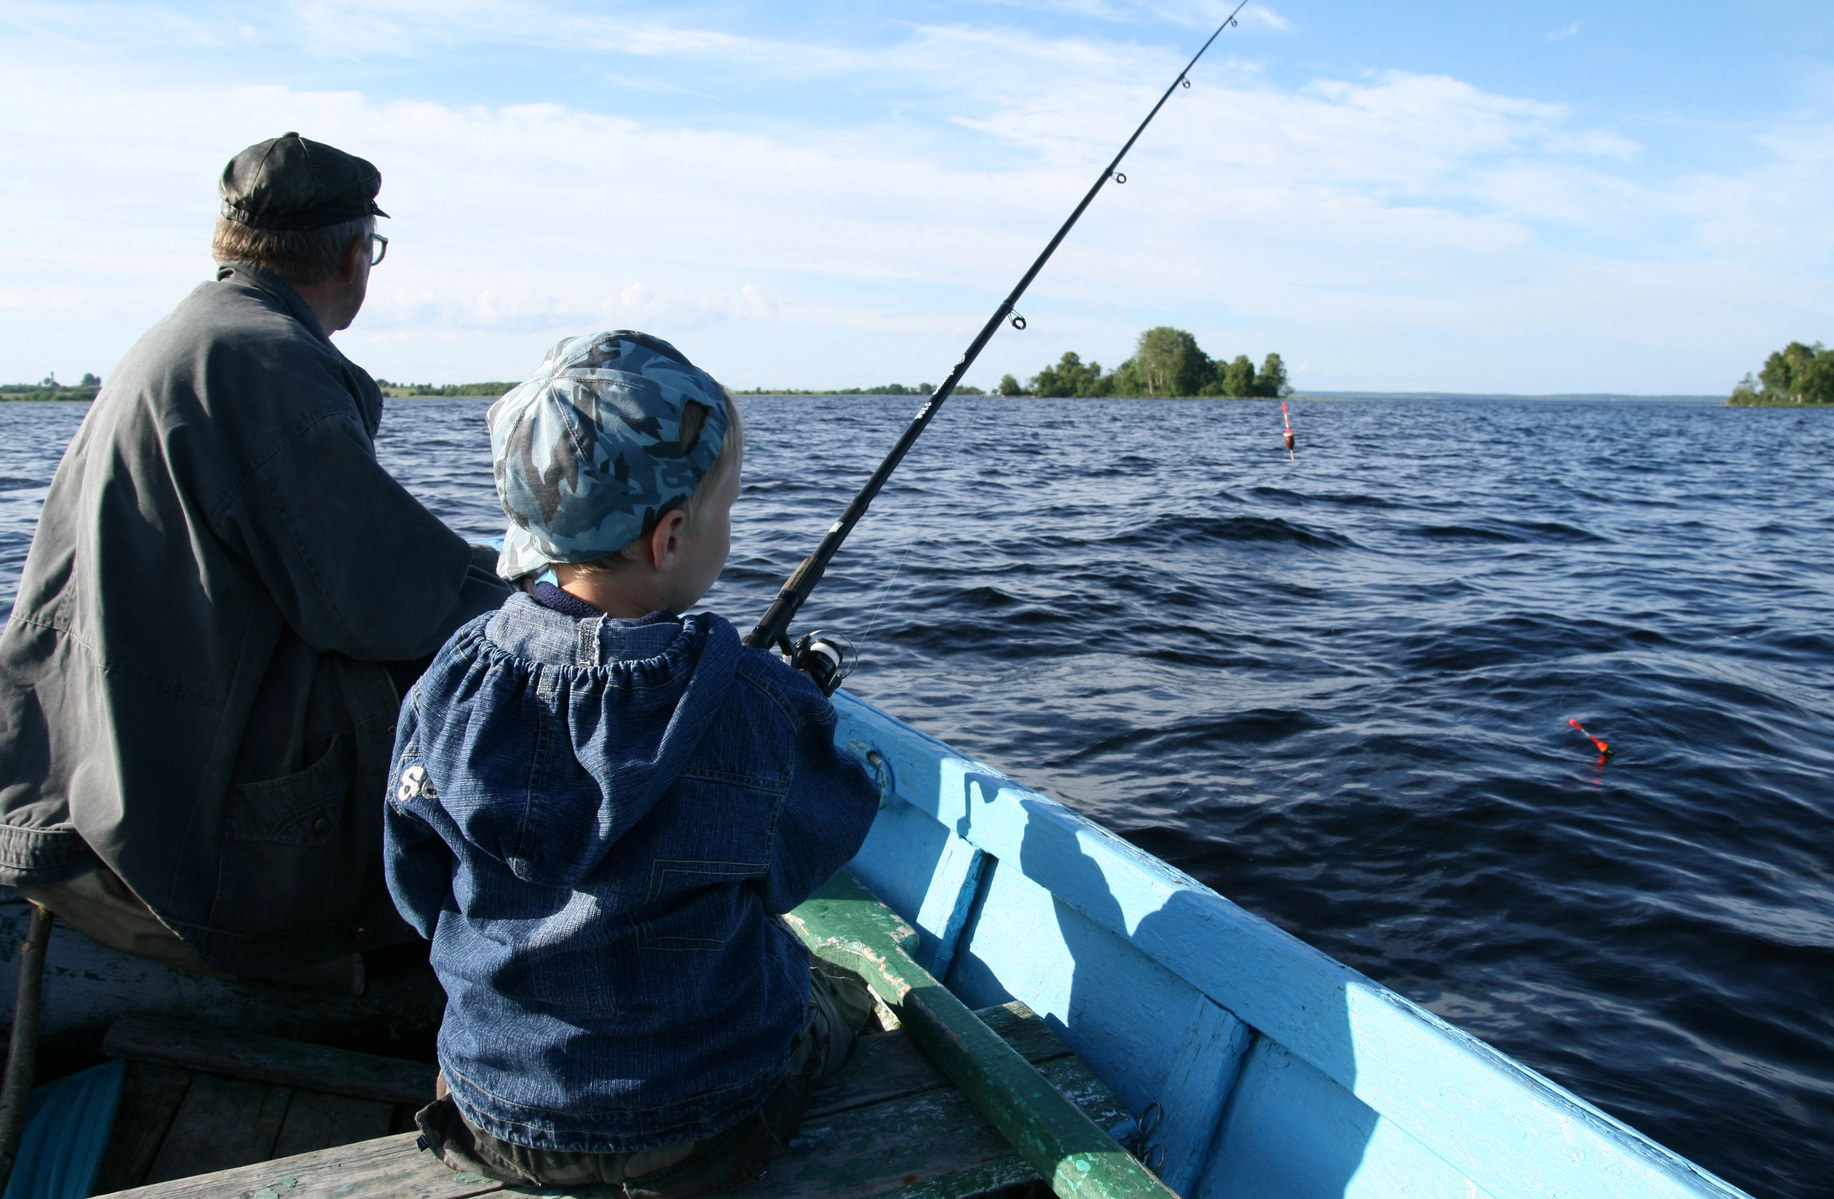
top-left (854, 537), bottom-right (919, 658)
top-left (745, 1), bottom-right (1252, 663)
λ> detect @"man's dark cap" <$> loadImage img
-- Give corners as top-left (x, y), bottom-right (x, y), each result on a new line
top-left (219, 132), bottom-right (389, 232)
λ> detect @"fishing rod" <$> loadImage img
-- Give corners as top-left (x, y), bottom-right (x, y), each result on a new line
top-left (745, 2), bottom-right (1252, 675)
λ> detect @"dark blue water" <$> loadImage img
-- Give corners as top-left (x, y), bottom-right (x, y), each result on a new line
top-left (3, 396), bottom-right (1831, 1197)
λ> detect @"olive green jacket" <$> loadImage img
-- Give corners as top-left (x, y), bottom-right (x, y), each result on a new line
top-left (0, 262), bottom-right (509, 973)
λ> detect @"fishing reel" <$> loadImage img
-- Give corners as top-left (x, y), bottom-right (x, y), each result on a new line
top-left (786, 630), bottom-right (856, 697)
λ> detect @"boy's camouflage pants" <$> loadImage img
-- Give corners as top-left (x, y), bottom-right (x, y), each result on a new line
top-left (414, 964), bottom-right (876, 1196)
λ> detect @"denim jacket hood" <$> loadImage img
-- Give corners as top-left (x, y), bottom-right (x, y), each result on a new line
top-left (446, 599), bottom-right (738, 889)
top-left (385, 593), bottom-right (879, 1153)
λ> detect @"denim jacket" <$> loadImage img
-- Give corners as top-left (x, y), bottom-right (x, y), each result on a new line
top-left (384, 593), bottom-right (879, 1152)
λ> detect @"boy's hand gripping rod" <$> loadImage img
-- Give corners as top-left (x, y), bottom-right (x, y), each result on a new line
top-left (743, 2), bottom-right (1250, 655)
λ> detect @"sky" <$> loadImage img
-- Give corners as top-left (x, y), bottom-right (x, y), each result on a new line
top-left (3, 0), bottom-right (1832, 394)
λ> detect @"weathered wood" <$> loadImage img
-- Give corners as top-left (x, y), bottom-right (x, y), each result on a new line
top-left (1149, 995), bottom-right (1253, 1196)
top-left (881, 1158), bottom-right (1043, 1199)
top-left (144, 1073), bottom-right (291, 1183)
top-left (810, 1003), bottom-right (1072, 1121)
top-left (272, 1089), bottom-right (396, 1159)
top-left (116, 1001), bottom-right (1124, 1199)
top-left (92, 1061), bottom-right (194, 1193)
top-left (909, 835), bottom-right (986, 980)
top-left (788, 872), bottom-right (1171, 1199)
top-left (977, 1002), bottom-right (1078, 1066)
top-left (104, 1015), bottom-right (438, 1105)
top-left (115, 1053), bottom-right (1122, 1199)
top-left (743, 1053), bottom-right (1125, 1199)
top-left (106, 1132), bottom-right (503, 1199)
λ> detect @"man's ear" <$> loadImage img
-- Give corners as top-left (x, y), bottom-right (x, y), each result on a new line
top-left (340, 234), bottom-right (367, 284)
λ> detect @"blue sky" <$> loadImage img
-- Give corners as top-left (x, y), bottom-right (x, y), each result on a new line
top-left (3, 0), bottom-right (1831, 393)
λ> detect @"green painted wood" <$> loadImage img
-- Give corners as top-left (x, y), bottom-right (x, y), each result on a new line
top-left (787, 871), bottom-right (1178, 1199)
top-left (809, 1001), bottom-right (1071, 1120)
top-left (742, 1052), bottom-right (1124, 1199)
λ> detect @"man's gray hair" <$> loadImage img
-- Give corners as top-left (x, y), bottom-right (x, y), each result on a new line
top-left (212, 214), bottom-right (373, 286)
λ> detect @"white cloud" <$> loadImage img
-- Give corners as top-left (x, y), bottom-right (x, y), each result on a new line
top-left (0, 9), bottom-right (1830, 394)
top-left (1547, 22), bottom-right (1581, 41)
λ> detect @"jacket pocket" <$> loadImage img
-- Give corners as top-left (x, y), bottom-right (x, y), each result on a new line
top-left (225, 737), bottom-right (351, 844)
top-left (211, 736), bottom-right (367, 936)
top-left (637, 859), bottom-right (767, 952)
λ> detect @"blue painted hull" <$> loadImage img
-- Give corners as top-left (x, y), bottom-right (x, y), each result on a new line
top-left (832, 691), bottom-right (1749, 1199)
top-left (0, 688), bottom-right (1754, 1199)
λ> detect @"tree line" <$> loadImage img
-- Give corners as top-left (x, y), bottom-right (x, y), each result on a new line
top-left (1729, 341), bottom-right (1834, 405)
top-left (375, 379), bottom-right (521, 398)
top-left (1, 372), bottom-right (102, 402)
top-left (732, 383), bottom-right (986, 396)
top-left (998, 327), bottom-right (1292, 399)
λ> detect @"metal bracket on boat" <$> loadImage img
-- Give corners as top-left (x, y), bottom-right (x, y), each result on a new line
top-left (848, 741), bottom-right (894, 808)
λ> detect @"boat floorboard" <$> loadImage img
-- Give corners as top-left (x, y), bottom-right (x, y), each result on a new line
top-left (102, 1002), bottom-right (1125, 1199)
top-left (91, 1020), bottom-right (431, 1193)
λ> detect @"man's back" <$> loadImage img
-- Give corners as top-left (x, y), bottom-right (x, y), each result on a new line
top-left (0, 260), bottom-right (508, 973)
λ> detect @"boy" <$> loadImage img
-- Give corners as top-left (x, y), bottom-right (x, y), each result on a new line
top-left (384, 331), bottom-right (882, 1194)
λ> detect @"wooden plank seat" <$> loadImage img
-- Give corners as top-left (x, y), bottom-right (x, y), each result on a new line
top-left (104, 1002), bottom-right (1128, 1199)
top-left (92, 1016), bottom-right (436, 1192)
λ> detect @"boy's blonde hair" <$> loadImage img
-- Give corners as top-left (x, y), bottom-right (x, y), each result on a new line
top-left (565, 396), bottom-right (744, 576)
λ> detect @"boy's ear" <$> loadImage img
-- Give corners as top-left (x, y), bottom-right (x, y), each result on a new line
top-left (648, 508), bottom-right (690, 573)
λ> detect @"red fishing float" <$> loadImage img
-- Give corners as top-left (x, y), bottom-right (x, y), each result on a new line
top-left (1568, 718), bottom-right (1611, 760)
top-left (1281, 401), bottom-right (1296, 463)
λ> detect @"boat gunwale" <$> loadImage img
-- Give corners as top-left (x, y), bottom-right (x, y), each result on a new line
top-left (831, 690), bottom-right (1751, 1199)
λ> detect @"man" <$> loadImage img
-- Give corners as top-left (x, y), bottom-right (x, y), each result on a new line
top-left (0, 133), bottom-right (510, 990)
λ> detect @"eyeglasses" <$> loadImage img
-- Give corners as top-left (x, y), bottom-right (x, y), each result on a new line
top-left (368, 233), bottom-right (389, 266)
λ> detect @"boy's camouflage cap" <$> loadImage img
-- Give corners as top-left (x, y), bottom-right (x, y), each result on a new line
top-left (488, 331), bottom-right (730, 581)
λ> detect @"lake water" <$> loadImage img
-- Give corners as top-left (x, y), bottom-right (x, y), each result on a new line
top-left (3, 395), bottom-right (1831, 1197)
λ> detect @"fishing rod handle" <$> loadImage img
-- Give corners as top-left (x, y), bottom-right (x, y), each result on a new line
top-left (745, 564), bottom-right (821, 650)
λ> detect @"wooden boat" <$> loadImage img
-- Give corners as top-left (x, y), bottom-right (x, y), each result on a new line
top-left (2, 692), bottom-right (1751, 1199)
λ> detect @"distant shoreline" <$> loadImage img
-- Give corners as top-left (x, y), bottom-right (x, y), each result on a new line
top-left (1297, 390), bottom-right (1726, 403)
top-left (732, 390), bottom-right (1728, 402)
top-left (16, 388), bottom-right (1811, 406)
top-left (1, 388), bottom-right (99, 403)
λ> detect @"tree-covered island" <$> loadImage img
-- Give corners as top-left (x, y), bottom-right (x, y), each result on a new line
top-left (1003, 326), bottom-right (1291, 398)
top-left (376, 379), bottom-right (521, 398)
top-left (730, 383), bottom-right (985, 396)
top-left (1, 373), bottom-right (102, 402)
top-left (1728, 341), bottom-right (1834, 405)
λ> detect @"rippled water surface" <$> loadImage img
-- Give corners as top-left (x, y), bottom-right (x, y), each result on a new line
top-left (3, 395), bottom-right (1831, 1197)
